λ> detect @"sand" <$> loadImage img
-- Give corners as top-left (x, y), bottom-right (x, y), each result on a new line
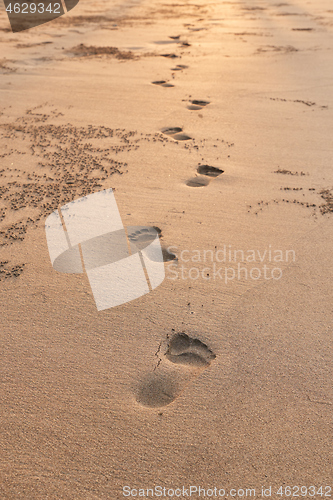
top-left (0, 0), bottom-right (333, 497)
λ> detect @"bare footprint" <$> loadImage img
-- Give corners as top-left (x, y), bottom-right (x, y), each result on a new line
top-left (185, 165), bottom-right (224, 187)
top-left (187, 104), bottom-right (202, 110)
top-left (161, 127), bottom-right (192, 141)
top-left (154, 40), bottom-right (178, 45)
top-left (127, 226), bottom-right (176, 262)
top-left (187, 99), bottom-right (210, 111)
top-left (161, 126), bottom-right (182, 135)
top-left (136, 333), bottom-right (216, 408)
top-left (186, 177), bottom-right (210, 187)
top-left (186, 164), bottom-right (224, 187)
top-left (127, 226), bottom-right (158, 246)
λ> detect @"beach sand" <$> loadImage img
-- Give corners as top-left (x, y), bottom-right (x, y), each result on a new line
top-left (0, 0), bottom-right (333, 497)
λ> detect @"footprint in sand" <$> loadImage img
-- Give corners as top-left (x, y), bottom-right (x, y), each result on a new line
top-left (186, 164), bottom-right (224, 187)
top-left (187, 27), bottom-right (207, 32)
top-left (197, 165), bottom-right (223, 177)
top-left (152, 80), bottom-right (175, 88)
top-left (187, 99), bottom-right (210, 111)
top-left (136, 333), bottom-right (216, 408)
top-left (127, 226), bottom-right (158, 246)
top-left (161, 126), bottom-right (192, 141)
top-left (186, 177), bottom-right (210, 187)
top-left (127, 226), bottom-right (177, 262)
top-left (161, 53), bottom-right (179, 59)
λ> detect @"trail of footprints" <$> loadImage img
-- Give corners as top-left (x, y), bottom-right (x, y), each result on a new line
top-left (151, 33), bottom-right (224, 189)
top-left (136, 32), bottom-right (220, 407)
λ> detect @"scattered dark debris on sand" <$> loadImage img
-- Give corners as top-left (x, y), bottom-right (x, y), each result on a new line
top-left (186, 177), bottom-right (210, 187)
top-left (0, 114), bottom-right (136, 283)
top-left (270, 97), bottom-right (316, 107)
top-left (292, 28), bottom-right (313, 31)
top-left (0, 59), bottom-right (17, 74)
top-left (319, 188), bottom-right (333, 214)
top-left (249, 186), bottom-right (333, 216)
top-left (0, 261), bottom-right (25, 281)
top-left (0, 106), bottom-right (213, 283)
top-left (274, 168), bottom-right (307, 176)
top-left (136, 332), bottom-right (216, 407)
top-left (0, 114), bottom-right (138, 252)
top-left (249, 197), bottom-right (317, 215)
top-left (67, 44), bottom-right (135, 60)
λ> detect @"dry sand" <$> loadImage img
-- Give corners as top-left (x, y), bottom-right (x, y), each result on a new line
top-left (0, 0), bottom-right (333, 497)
